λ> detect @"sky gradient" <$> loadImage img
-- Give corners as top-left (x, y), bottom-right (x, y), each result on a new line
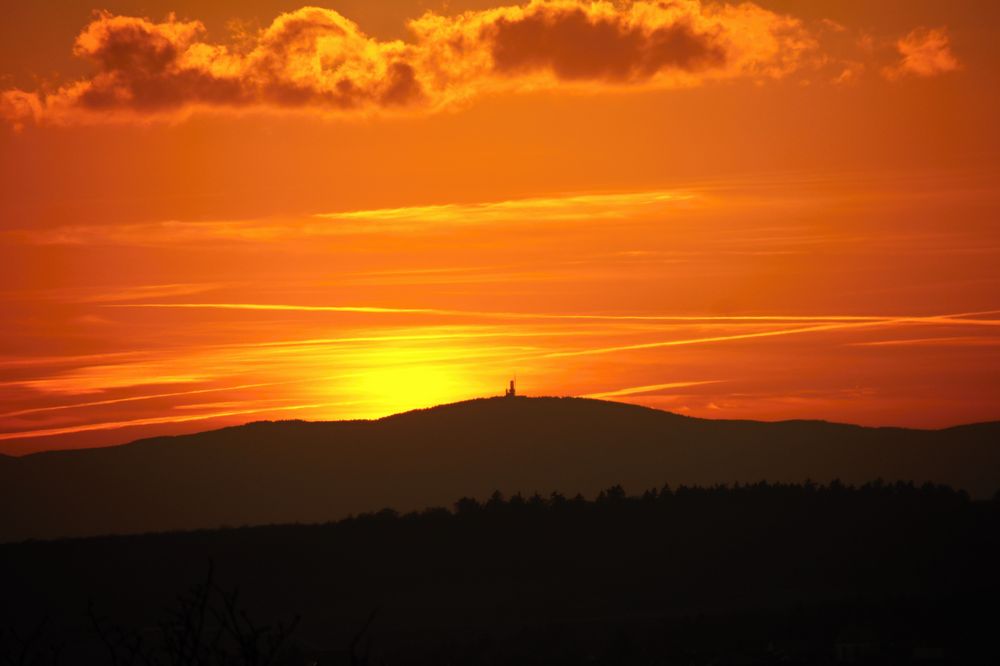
top-left (2, 0), bottom-right (999, 454)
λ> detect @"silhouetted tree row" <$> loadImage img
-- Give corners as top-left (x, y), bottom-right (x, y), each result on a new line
top-left (439, 479), bottom-right (970, 517)
top-left (2, 481), bottom-right (998, 665)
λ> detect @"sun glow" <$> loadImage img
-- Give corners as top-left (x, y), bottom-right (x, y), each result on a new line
top-left (349, 363), bottom-right (479, 418)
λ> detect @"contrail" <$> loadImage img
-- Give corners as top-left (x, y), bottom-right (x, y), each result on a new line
top-left (531, 310), bottom-right (1000, 359)
top-left (105, 303), bottom-right (449, 315)
top-left (105, 302), bottom-right (1000, 324)
top-left (848, 336), bottom-right (1000, 347)
top-left (583, 380), bottom-right (722, 399)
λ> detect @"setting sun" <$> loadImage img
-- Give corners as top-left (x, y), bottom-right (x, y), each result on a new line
top-left (348, 359), bottom-right (482, 418)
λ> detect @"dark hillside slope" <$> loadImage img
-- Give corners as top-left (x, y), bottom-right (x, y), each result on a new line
top-left (1, 397), bottom-right (998, 541)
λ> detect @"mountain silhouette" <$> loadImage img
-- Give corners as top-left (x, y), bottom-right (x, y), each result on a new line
top-left (2, 396), bottom-right (998, 541)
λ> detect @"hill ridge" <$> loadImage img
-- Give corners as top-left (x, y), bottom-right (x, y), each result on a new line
top-left (1, 396), bottom-right (998, 542)
top-left (16, 396), bottom-right (999, 462)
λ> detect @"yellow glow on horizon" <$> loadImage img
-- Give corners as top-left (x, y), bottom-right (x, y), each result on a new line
top-left (349, 363), bottom-right (479, 418)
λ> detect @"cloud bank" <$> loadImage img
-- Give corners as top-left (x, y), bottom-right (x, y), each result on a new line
top-left (0, 1), bottom-right (961, 128)
top-left (2, 0), bottom-right (817, 127)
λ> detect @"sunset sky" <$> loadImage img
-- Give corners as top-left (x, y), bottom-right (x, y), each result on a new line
top-left (1, 0), bottom-right (999, 454)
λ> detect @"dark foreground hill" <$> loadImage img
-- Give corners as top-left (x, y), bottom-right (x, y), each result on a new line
top-left (1, 396), bottom-right (999, 541)
top-left (2, 483), bottom-right (999, 665)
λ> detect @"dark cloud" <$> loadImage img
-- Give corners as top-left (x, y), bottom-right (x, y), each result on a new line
top-left (490, 7), bottom-right (726, 81)
top-left (1, 1), bottom-right (819, 127)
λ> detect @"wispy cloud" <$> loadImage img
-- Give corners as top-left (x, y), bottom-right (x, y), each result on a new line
top-left (0, 351), bottom-right (148, 370)
top-left (4, 220), bottom-right (300, 246)
top-left (317, 190), bottom-right (696, 224)
top-left (79, 282), bottom-right (229, 303)
top-left (0, 381), bottom-right (287, 419)
top-left (7, 190), bottom-right (696, 246)
top-left (883, 27), bottom-right (960, 80)
top-left (0, 400), bottom-right (346, 442)
top-left (14, 365), bottom-right (212, 395)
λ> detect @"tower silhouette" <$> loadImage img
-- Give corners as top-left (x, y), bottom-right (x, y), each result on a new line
top-left (504, 379), bottom-right (516, 398)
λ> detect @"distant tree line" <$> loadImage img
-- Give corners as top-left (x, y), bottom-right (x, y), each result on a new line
top-left (2, 480), bottom-right (998, 665)
top-left (443, 478), bottom-right (972, 517)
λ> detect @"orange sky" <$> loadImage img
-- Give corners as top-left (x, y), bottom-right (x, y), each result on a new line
top-left (1, 0), bottom-right (999, 454)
